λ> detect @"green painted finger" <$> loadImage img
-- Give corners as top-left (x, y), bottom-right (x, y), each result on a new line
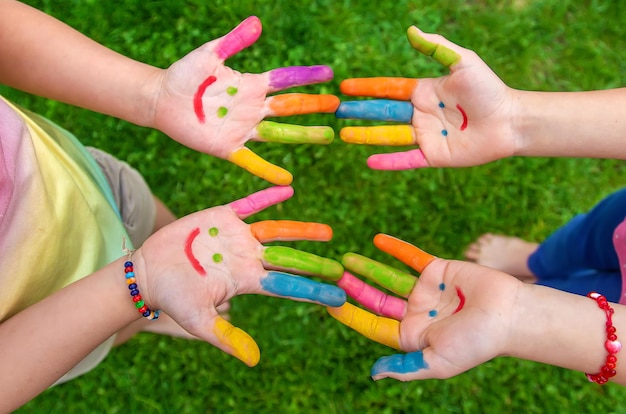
top-left (254, 121), bottom-right (334, 144)
top-left (263, 246), bottom-right (344, 281)
top-left (407, 27), bottom-right (461, 68)
top-left (342, 252), bottom-right (416, 297)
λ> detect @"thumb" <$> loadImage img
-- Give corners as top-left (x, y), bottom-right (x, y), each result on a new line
top-left (370, 349), bottom-right (432, 381)
top-left (198, 315), bottom-right (261, 367)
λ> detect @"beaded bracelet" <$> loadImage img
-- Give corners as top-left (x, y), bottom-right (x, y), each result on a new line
top-left (585, 292), bottom-right (621, 384)
top-left (122, 238), bottom-right (160, 320)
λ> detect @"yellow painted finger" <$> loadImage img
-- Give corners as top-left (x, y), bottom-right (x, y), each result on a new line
top-left (340, 78), bottom-right (418, 100)
top-left (327, 303), bottom-right (401, 350)
top-left (228, 147), bottom-right (293, 185)
top-left (340, 125), bottom-right (414, 146)
top-left (374, 234), bottom-right (436, 273)
top-left (250, 220), bottom-right (332, 243)
top-left (213, 316), bottom-right (260, 367)
top-left (407, 27), bottom-right (461, 68)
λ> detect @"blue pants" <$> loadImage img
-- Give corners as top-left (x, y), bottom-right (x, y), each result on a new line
top-left (528, 188), bottom-right (626, 302)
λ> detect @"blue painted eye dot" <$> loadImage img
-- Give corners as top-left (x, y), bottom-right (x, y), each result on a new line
top-left (438, 101), bottom-right (445, 108)
top-left (441, 129), bottom-right (448, 136)
top-left (439, 283), bottom-right (446, 291)
top-left (428, 309), bottom-right (438, 317)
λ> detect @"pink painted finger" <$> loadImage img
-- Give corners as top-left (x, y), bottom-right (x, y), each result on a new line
top-left (214, 16), bottom-right (262, 60)
top-left (367, 149), bottom-right (429, 170)
top-left (228, 185), bottom-right (294, 218)
top-left (268, 66), bottom-right (334, 93)
top-left (337, 272), bottom-right (407, 320)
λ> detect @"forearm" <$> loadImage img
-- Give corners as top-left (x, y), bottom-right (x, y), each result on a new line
top-left (0, 257), bottom-right (141, 412)
top-left (508, 283), bottom-right (626, 385)
top-left (513, 88), bottom-right (626, 159)
top-left (0, 0), bottom-right (161, 126)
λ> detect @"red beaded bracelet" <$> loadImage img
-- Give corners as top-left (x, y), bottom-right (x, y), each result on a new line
top-left (586, 292), bottom-right (621, 384)
top-left (122, 238), bottom-right (160, 320)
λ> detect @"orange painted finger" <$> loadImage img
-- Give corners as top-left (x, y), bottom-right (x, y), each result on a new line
top-left (327, 303), bottom-right (401, 350)
top-left (340, 125), bottom-right (415, 146)
top-left (228, 147), bottom-right (293, 186)
top-left (373, 234), bottom-right (436, 273)
top-left (266, 93), bottom-right (340, 116)
top-left (340, 78), bottom-right (418, 100)
top-left (250, 221), bottom-right (333, 243)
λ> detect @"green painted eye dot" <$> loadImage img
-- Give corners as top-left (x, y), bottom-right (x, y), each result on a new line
top-left (227, 86), bottom-right (238, 96)
top-left (217, 107), bottom-right (228, 118)
top-left (209, 227), bottom-right (219, 236)
top-left (212, 253), bottom-right (223, 263)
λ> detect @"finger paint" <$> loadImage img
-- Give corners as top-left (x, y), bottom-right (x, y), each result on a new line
top-left (260, 271), bottom-right (346, 307)
top-left (453, 286), bottom-right (466, 314)
top-left (340, 125), bottom-right (414, 146)
top-left (371, 351), bottom-right (429, 378)
top-left (342, 253), bottom-right (416, 297)
top-left (213, 316), bottom-right (260, 367)
top-left (214, 16), bottom-right (262, 60)
top-left (255, 121), bottom-right (334, 145)
top-left (267, 94), bottom-right (340, 116)
top-left (373, 234), bottom-right (435, 273)
top-left (335, 100), bottom-right (413, 123)
top-left (367, 148), bottom-right (429, 170)
top-left (250, 221), bottom-right (332, 243)
top-left (229, 185), bottom-right (294, 217)
top-left (337, 272), bottom-right (406, 320)
top-left (228, 147), bottom-right (293, 186)
top-left (456, 104), bottom-right (468, 130)
top-left (269, 66), bottom-right (333, 90)
top-left (263, 246), bottom-right (344, 281)
top-left (193, 75), bottom-right (217, 123)
top-left (327, 303), bottom-right (401, 349)
top-left (340, 77), bottom-right (417, 100)
top-left (184, 227), bottom-right (206, 276)
top-left (406, 27), bottom-right (461, 67)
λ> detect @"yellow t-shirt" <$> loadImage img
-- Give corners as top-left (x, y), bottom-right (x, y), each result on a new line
top-left (0, 96), bottom-right (130, 321)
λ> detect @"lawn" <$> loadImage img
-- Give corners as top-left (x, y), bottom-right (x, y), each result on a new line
top-left (6, 0), bottom-right (626, 412)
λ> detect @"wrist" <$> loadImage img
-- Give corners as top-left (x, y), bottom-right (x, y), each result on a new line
top-left (122, 248), bottom-right (160, 319)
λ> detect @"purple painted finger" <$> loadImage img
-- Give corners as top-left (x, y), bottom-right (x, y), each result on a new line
top-left (214, 16), bottom-right (262, 60)
top-left (367, 149), bottom-right (429, 170)
top-left (228, 185), bottom-right (294, 218)
top-left (268, 66), bottom-right (334, 92)
top-left (338, 272), bottom-right (407, 320)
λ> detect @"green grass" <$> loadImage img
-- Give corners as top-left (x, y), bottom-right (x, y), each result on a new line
top-left (5, 0), bottom-right (626, 412)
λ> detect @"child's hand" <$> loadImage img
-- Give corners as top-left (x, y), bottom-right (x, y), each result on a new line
top-left (134, 186), bottom-right (345, 367)
top-left (151, 16), bottom-right (339, 185)
top-left (327, 234), bottom-right (521, 381)
top-left (336, 26), bottom-right (518, 170)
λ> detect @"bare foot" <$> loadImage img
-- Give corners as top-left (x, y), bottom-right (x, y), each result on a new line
top-left (464, 233), bottom-right (538, 283)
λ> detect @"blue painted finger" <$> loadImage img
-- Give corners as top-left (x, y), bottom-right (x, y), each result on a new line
top-left (371, 351), bottom-right (429, 379)
top-left (260, 271), bottom-right (346, 307)
top-left (336, 100), bottom-right (414, 123)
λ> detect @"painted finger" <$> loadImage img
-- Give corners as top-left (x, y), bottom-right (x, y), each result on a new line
top-left (213, 16), bottom-right (262, 61)
top-left (367, 149), bottom-right (430, 170)
top-left (337, 271), bottom-right (407, 320)
top-left (228, 147), bottom-right (293, 186)
top-left (340, 125), bottom-right (415, 146)
top-left (327, 303), bottom-right (401, 350)
top-left (340, 78), bottom-right (418, 100)
top-left (265, 94), bottom-right (340, 117)
top-left (260, 271), bottom-right (346, 307)
top-left (263, 246), bottom-right (344, 281)
top-left (212, 315), bottom-right (261, 367)
top-left (336, 100), bottom-right (413, 123)
top-left (228, 185), bottom-right (294, 218)
top-left (342, 253), bottom-right (416, 297)
top-left (250, 221), bottom-right (332, 243)
top-left (371, 350), bottom-right (431, 381)
top-left (406, 26), bottom-right (461, 68)
top-left (267, 66), bottom-right (334, 93)
top-left (374, 234), bottom-right (436, 273)
top-left (253, 121), bottom-right (334, 145)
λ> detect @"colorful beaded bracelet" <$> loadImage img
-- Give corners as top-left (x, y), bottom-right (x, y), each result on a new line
top-left (586, 292), bottom-right (621, 384)
top-left (125, 260), bottom-right (160, 320)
